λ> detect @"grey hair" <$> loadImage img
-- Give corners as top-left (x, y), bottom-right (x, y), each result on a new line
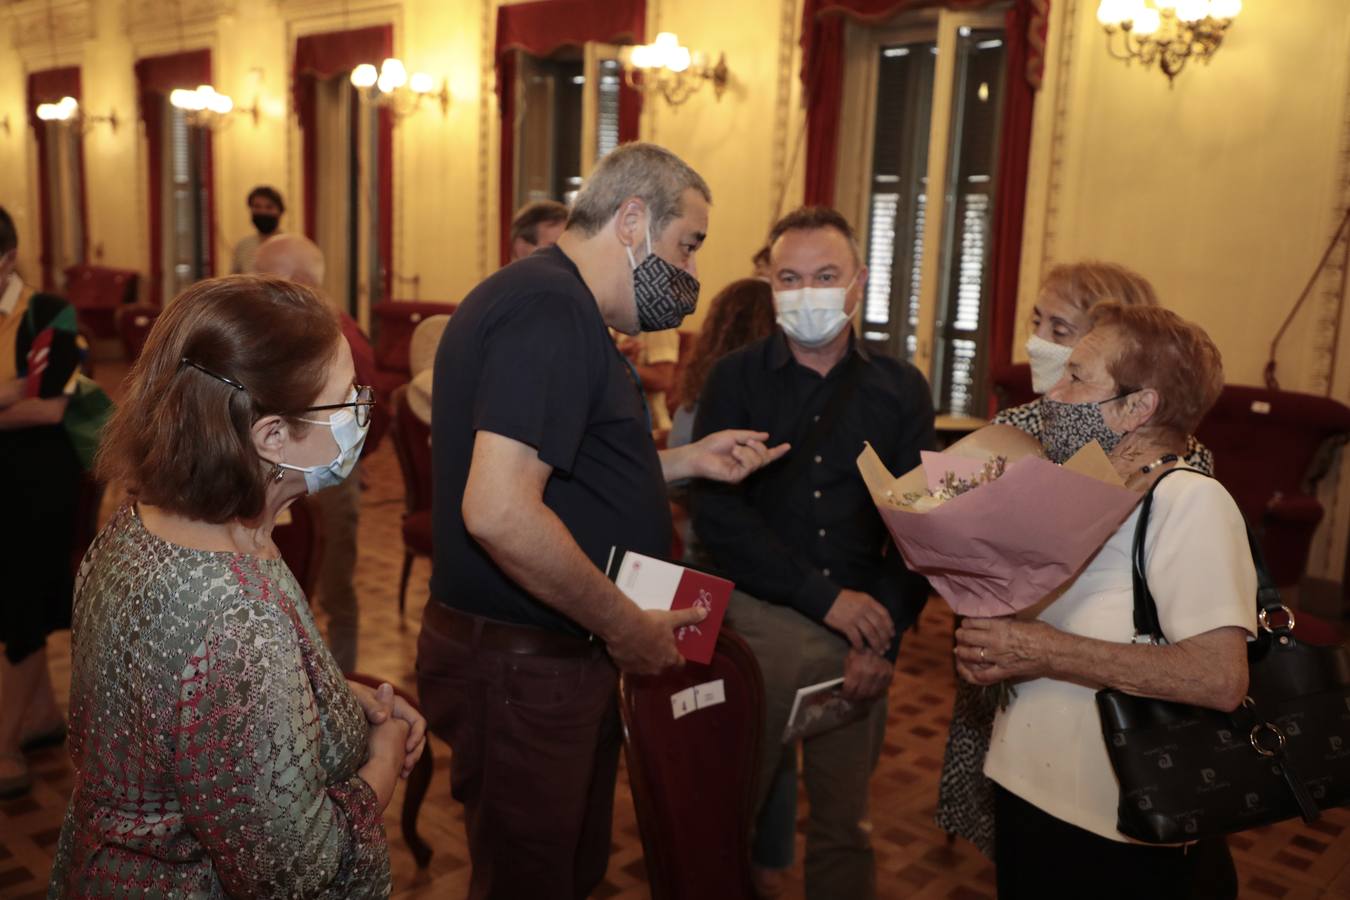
top-left (567, 142), bottom-right (711, 238)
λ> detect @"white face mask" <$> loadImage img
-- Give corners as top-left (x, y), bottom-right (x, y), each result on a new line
top-left (276, 388), bottom-right (370, 494)
top-left (774, 274), bottom-right (859, 349)
top-left (1025, 334), bottom-right (1074, 394)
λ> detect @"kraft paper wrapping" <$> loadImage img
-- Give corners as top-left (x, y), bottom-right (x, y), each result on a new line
top-left (858, 431), bottom-right (1141, 617)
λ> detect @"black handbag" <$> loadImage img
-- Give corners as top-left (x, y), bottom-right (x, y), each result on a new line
top-left (1095, 467), bottom-right (1350, 844)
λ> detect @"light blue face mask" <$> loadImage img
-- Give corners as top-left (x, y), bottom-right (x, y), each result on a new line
top-left (276, 389), bottom-right (370, 493)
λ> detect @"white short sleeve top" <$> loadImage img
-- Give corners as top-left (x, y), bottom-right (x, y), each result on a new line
top-left (983, 467), bottom-right (1258, 842)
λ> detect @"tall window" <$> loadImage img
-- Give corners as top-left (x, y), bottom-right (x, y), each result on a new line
top-left (163, 103), bottom-right (210, 302)
top-left (513, 44), bottom-right (624, 210)
top-left (39, 120), bottom-right (85, 291)
top-left (313, 75), bottom-right (384, 318)
top-left (843, 9), bottom-right (1007, 418)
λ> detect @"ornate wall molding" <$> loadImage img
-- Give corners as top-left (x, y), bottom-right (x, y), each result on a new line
top-left (477, 0), bottom-right (494, 278)
top-left (1037, 0), bottom-right (1079, 282)
top-left (1308, 66), bottom-right (1350, 397)
top-left (769, 0), bottom-right (798, 228)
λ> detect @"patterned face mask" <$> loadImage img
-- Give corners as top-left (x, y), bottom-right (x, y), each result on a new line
top-left (1040, 392), bottom-right (1133, 463)
top-left (627, 227), bottom-right (700, 332)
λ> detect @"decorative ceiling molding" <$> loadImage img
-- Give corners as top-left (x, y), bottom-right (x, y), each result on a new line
top-left (9, 0), bottom-right (94, 55)
top-left (126, 0), bottom-right (234, 33)
top-left (123, 0), bottom-right (229, 55)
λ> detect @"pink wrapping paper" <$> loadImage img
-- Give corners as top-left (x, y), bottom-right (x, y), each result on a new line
top-left (859, 440), bottom-right (1141, 617)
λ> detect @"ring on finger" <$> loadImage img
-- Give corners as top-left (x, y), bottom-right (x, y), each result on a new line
top-left (979, 646), bottom-right (987, 662)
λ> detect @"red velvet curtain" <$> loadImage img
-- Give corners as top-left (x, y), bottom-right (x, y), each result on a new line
top-left (27, 67), bottom-right (87, 292)
top-left (134, 49), bottom-right (214, 304)
top-left (496, 0), bottom-right (646, 266)
top-left (293, 25), bottom-right (395, 299)
top-left (799, 0), bottom-right (1049, 381)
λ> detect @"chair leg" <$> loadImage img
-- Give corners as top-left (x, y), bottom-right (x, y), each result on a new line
top-left (402, 737), bottom-right (434, 867)
top-left (399, 552), bottom-right (413, 616)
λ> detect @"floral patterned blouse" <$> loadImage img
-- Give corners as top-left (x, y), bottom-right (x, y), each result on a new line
top-left (49, 506), bottom-right (390, 898)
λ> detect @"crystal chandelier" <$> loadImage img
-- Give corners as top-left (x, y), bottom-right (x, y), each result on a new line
top-left (1096, 0), bottom-right (1242, 84)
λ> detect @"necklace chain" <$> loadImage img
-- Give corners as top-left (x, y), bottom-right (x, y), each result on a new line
top-left (1139, 453), bottom-right (1180, 475)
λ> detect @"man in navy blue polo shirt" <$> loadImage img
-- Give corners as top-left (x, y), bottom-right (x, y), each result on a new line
top-left (417, 143), bottom-right (787, 899)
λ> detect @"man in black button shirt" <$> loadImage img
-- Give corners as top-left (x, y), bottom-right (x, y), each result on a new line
top-left (416, 143), bottom-right (787, 900)
top-left (692, 207), bottom-right (935, 899)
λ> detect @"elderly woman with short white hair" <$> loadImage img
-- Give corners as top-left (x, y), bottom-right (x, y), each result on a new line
top-left (955, 302), bottom-right (1254, 899)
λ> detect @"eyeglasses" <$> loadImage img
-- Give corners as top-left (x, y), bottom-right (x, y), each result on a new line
top-left (294, 385), bottom-right (377, 428)
top-left (180, 358), bottom-right (376, 427)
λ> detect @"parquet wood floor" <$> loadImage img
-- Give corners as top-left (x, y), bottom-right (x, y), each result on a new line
top-left (5, 359), bottom-right (1350, 897)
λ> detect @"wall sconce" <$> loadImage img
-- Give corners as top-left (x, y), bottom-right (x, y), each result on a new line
top-left (169, 84), bottom-right (260, 128)
top-left (35, 96), bottom-right (120, 133)
top-left (621, 32), bottom-right (729, 107)
top-left (1096, 0), bottom-right (1241, 84)
top-left (350, 58), bottom-right (450, 119)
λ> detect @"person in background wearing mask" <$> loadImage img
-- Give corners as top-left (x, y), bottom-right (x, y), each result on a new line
top-left (935, 260), bottom-right (1215, 859)
top-left (50, 275), bottom-right (425, 894)
top-left (230, 185), bottom-right (285, 275)
top-left (509, 199), bottom-right (570, 261)
top-left (416, 142), bottom-right (788, 899)
top-left (691, 206), bottom-right (935, 900)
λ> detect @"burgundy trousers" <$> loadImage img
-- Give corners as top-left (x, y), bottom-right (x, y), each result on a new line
top-left (416, 604), bottom-right (621, 900)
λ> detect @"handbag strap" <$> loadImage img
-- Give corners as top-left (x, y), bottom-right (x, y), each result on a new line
top-left (1129, 465), bottom-right (1322, 823)
top-left (1129, 466), bottom-right (1284, 643)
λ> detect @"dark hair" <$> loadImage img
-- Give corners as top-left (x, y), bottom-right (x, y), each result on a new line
top-left (768, 206), bottom-right (860, 264)
top-left (247, 185), bottom-right (286, 214)
top-left (568, 142), bottom-right (711, 238)
top-left (510, 200), bottom-right (570, 246)
top-left (1089, 302), bottom-right (1224, 442)
top-left (751, 245), bottom-right (770, 269)
top-left (96, 275), bottom-right (341, 524)
top-left (0, 206), bottom-right (16, 256)
top-left (677, 278), bottom-right (776, 410)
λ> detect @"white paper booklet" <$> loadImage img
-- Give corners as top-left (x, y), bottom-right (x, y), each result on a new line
top-left (781, 677), bottom-right (866, 743)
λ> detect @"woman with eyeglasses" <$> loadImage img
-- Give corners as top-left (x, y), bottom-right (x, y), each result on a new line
top-left (49, 275), bottom-right (421, 897)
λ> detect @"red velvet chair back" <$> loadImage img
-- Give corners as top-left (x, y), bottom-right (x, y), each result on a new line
top-left (338, 313), bottom-right (391, 456)
top-left (1195, 386), bottom-right (1350, 586)
top-left (990, 362), bottom-right (1036, 413)
top-left (370, 300), bottom-right (458, 383)
top-left (619, 629), bottom-right (764, 900)
top-left (65, 264), bottom-right (141, 338)
top-left (390, 384), bottom-right (434, 514)
top-left (115, 303), bottom-right (162, 363)
top-left (274, 495), bottom-right (324, 598)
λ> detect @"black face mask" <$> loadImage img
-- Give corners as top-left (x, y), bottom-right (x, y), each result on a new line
top-left (252, 213), bottom-right (280, 236)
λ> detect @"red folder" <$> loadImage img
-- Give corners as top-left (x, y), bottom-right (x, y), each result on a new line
top-left (607, 549), bottom-right (733, 664)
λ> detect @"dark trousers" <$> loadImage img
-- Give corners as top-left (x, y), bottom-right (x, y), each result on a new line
top-left (416, 605), bottom-right (622, 900)
top-left (994, 785), bottom-right (1238, 900)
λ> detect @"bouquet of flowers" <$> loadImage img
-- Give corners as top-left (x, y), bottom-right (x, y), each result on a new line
top-left (858, 425), bottom-right (1141, 618)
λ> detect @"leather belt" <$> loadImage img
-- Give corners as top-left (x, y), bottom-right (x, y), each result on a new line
top-left (424, 601), bottom-right (598, 659)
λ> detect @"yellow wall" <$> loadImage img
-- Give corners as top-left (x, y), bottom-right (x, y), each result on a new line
top-left (1017, 0), bottom-right (1350, 396)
